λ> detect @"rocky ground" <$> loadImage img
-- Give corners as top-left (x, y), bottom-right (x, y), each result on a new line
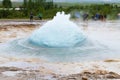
top-left (59, 70), bottom-right (120, 80)
top-left (0, 22), bottom-right (40, 43)
top-left (0, 59), bottom-right (120, 80)
top-left (0, 21), bottom-right (120, 80)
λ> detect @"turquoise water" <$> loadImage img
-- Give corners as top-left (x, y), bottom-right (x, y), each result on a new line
top-left (0, 38), bottom-right (108, 62)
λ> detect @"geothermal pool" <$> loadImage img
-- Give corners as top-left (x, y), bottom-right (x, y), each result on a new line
top-left (0, 12), bottom-right (120, 62)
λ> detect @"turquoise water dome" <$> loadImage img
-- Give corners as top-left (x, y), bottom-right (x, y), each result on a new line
top-left (29, 12), bottom-right (86, 47)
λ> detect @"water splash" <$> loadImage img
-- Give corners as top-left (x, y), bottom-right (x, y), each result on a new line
top-left (29, 12), bottom-right (86, 47)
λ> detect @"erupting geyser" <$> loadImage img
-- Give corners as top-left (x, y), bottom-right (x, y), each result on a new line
top-left (0, 11), bottom-right (111, 62)
top-left (29, 12), bottom-right (86, 47)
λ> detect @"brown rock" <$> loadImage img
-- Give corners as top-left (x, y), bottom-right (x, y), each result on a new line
top-left (68, 77), bottom-right (77, 80)
top-left (106, 72), bottom-right (120, 79)
top-left (95, 70), bottom-right (108, 75)
top-left (104, 59), bottom-right (120, 62)
top-left (83, 71), bottom-right (92, 75)
top-left (82, 76), bottom-right (88, 80)
top-left (0, 67), bottom-right (22, 72)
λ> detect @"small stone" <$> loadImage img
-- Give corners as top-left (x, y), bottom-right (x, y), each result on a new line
top-left (95, 70), bottom-right (108, 75)
top-left (68, 77), bottom-right (76, 80)
top-left (83, 71), bottom-right (92, 75)
top-left (82, 76), bottom-right (88, 80)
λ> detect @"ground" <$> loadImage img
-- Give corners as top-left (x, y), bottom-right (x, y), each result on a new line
top-left (0, 20), bottom-right (120, 80)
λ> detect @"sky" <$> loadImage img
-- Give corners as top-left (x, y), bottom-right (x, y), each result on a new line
top-left (0, 0), bottom-right (120, 3)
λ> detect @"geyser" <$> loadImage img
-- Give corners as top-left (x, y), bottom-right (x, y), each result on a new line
top-left (29, 12), bottom-right (86, 47)
top-left (0, 11), bottom-right (109, 62)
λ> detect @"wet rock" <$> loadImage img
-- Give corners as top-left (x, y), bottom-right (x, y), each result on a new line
top-left (0, 67), bottom-right (23, 72)
top-left (68, 77), bottom-right (77, 80)
top-left (106, 72), bottom-right (120, 79)
top-left (82, 76), bottom-right (88, 80)
top-left (95, 70), bottom-right (108, 75)
top-left (104, 59), bottom-right (120, 62)
top-left (83, 71), bottom-right (91, 75)
top-left (58, 70), bottom-right (120, 80)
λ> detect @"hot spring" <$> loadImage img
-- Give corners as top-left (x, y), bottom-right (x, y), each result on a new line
top-left (0, 12), bottom-right (120, 62)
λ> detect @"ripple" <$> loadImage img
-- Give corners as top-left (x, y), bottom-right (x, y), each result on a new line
top-left (0, 38), bottom-right (108, 62)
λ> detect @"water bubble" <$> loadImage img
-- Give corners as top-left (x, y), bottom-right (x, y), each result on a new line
top-left (29, 11), bottom-right (86, 47)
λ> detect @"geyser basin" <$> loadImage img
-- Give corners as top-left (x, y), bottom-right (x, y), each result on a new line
top-left (29, 12), bottom-right (85, 47)
top-left (1, 12), bottom-right (120, 62)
